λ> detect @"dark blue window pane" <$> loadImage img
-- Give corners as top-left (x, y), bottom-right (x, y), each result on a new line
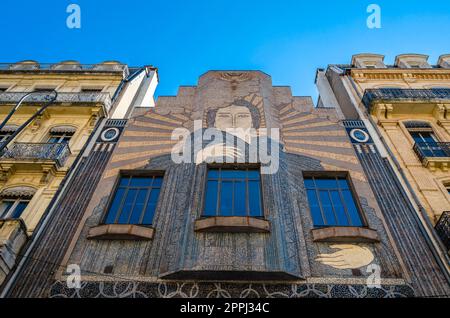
top-left (142, 188), bottom-right (161, 225)
top-left (105, 188), bottom-right (126, 224)
top-left (315, 178), bottom-right (338, 189)
top-left (143, 204), bottom-right (156, 225)
top-left (221, 170), bottom-right (245, 179)
top-left (248, 180), bottom-right (262, 217)
top-left (148, 188), bottom-right (160, 204)
top-left (304, 179), bottom-right (315, 189)
top-left (247, 170), bottom-right (260, 179)
top-left (234, 180), bottom-right (246, 216)
top-left (306, 189), bottom-right (324, 226)
top-left (0, 201), bottom-right (14, 219)
top-left (11, 202), bottom-right (28, 219)
top-left (204, 180), bottom-right (218, 216)
top-left (342, 190), bottom-right (363, 226)
top-left (130, 177), bottom-right (152, 187)
top-left (152, 177), bottom-right (163, 187)
top-left (319, 190), bottom-right (336, 225)
top-left (330, 191), bottom-right (349, 226)
top-left (337, 179), bottom-right (349, 189)
top-left (129, 190), bottom-right (147, 224)
top-left (220, 181), bottom-right (233, 216)
top-left (119, 177), bottom-right (130, 187)
top-left (208, 169), bottom-right (220, 179)
top-left (118, 189), bottom-right (137, 224)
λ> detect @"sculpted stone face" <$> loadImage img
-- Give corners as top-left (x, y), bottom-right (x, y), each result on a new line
top-left (214, 105), bottom-right (253, 130)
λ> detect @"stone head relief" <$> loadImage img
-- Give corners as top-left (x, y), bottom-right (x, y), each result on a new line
top-left (194, 100), bottom-right (262, 164)
top-left (315, 244), bottom-right (375, 270)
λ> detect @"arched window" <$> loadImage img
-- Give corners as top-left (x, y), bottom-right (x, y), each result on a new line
top-left (0, 186), bottom-right (36, 219)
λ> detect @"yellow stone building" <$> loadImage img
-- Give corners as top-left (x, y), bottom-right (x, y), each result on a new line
top-left (321, 53), bottom-right (450, 227)
top-left (0, 60), bottom-right (157, 284)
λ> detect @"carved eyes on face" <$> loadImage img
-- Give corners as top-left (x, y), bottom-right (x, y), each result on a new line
top-left (216, 112), bottom-right (252, 129)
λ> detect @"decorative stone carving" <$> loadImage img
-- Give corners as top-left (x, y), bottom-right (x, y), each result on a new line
top-left (0, 186), bottom-right (36, 198)
top-left (217, 72), bottom-right (253, 82)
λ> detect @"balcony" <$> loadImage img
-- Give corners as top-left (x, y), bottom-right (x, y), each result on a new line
top-left (0, 92), bottom-right (112, 113)
top-left (413, 142), bottom-right (450, 171)
top-left (1, 142), bottom-right (71, 167)
top-left (362, 88), bottom-right (450, 118)
top-left (435, 211), bottom-right (450, 252)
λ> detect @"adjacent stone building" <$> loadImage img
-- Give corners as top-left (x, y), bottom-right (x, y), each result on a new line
top-left (317, 54), bottom-right (450, 296)
top-left (0, 61), bottom-right (158, 291)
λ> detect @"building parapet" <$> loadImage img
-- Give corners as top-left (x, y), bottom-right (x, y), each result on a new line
top-left (0, 61), bottom-right (129, 78)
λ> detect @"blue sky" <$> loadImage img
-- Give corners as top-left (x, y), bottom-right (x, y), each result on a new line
top-left (1, 0), bottom-right (450, 101)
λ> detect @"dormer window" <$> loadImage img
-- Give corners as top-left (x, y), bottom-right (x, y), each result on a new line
top-left (395, 54), bottom-right (431, 69)
top-left (351, 54), bottom-right (386, 69)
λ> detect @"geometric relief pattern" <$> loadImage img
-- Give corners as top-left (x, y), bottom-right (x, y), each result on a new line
top-left (279, 103), bottom-right (366, 182)
top-left (49, 281), bottom-right (414, 298)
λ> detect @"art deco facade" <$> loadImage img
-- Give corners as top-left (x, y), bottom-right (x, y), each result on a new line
top-left (0, 61), bottom-right (158, 289)
top-left (3, 69), bottom-right (448, 298)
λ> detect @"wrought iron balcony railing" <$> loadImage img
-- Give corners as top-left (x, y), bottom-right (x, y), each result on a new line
top-left (435, 211), bottom-right (450, 251)
top-left (413, 142), bottom-right (450, 162)
top-left (1, 142), bottom-right (71, 167)
top-left (0, 92), bottom-right (112, 113)
top-left (362, 88), bottom-right (450, 109)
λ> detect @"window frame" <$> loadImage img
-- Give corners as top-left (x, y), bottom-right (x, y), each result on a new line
top-left (303, 171), bottom-right (368, 228)
top-left (0, 198), bottom-right (30, 219)
top-left (101, 170), bottom-right (165, 227)
top-left (201, 163), bottom-right (265, 219)
top-left (47, 131), bottom-right (74, 144)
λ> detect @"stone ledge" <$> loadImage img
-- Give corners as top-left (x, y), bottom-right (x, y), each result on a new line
top-left (311, 227), bottom-right (380, 243)
top-left (87, 224), bottom-right (155, 240)
top-left (194, 216), bottom-right (270, 233)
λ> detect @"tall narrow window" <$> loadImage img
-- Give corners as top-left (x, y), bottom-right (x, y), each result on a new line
top-left (0, 198), bottom-right (30, 219)
top-left (406, 122), bottom-right (446, 157)
top-left (104, 174), bottom-right (163, 225)
top-left (304, 175), bottom-right (364, 227)
top-left (203, 167), bottom-right (263, 217)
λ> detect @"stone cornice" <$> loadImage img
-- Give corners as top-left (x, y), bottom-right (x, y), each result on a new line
top-left (351, 68), bottom-right (450, 82)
